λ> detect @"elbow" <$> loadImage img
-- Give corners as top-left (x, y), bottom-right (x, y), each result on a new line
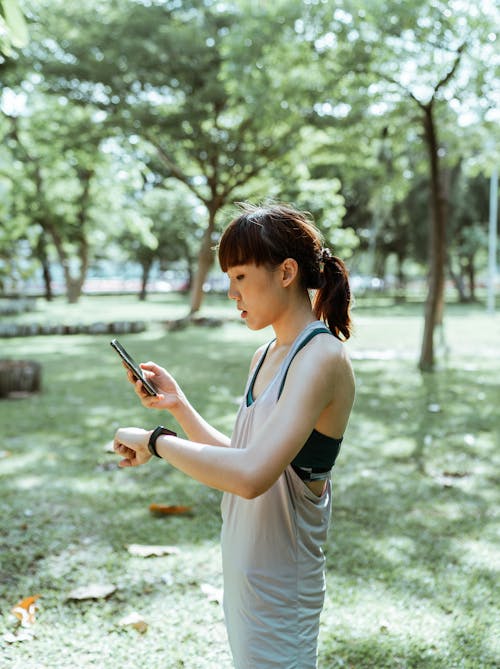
top-left (237, 470), bottom-right (270, 500)
top-left (240, 484), bottom-right (261, 500)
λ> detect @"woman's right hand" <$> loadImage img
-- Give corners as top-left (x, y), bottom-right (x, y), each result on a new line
top-left (124, 361), bottom-right (185, 413)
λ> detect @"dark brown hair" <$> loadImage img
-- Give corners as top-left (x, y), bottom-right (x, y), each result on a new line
top-left (218, 203), bottom-right (352, 340)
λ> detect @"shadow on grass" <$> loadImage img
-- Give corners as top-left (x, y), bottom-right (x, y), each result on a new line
top-left (320, 357), bottom-right (499, 667)
top-left (1, 321), bottom-right (498, 667)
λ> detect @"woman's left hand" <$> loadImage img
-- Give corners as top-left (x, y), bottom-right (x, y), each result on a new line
top-left (113, 427), bottom-right (152, 468)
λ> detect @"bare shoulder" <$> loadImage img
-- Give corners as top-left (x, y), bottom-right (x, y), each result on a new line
top-left (294, 332), bottom-right (354, 388)
top-left (248, 341), bottom-right (270, 373)
top-left (310, 332), bottom-right (352, 369)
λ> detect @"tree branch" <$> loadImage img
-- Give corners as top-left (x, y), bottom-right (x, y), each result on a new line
top-left (143, 133), bottom-right (207, 204)
top-left (373, 41), bottom-right (466, 110)
top-left (432, 41), bottom-right (466, 99)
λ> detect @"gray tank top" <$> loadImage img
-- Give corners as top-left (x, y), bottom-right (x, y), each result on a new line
top-left (221, 321), bottom-right (333, 669)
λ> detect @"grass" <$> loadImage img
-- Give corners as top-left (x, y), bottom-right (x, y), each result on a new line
top-left (0, 293), bottom-right (499, 668)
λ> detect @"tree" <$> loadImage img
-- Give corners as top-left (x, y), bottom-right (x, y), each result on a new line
top-left (23, 0), bottom-right (326, 314)
top-left (310, 0), bottom-right (499, 369)
top-left (448, 171), bottom-right (490, 302)
top-left (118, 181), bottom-right (203, 301)
top-left (2, 92), bottom-right (123, 302)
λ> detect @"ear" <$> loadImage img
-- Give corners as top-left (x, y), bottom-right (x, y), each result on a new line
top-left (280, 258), bottom-right (299, 287)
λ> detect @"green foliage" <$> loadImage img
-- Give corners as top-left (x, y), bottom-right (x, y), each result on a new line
top-left (0, 0), bottom-right (498, 310)
top-left (306, 0), bottom-right (499, 288)
top-left (0, 0), bottom-right (28, 55)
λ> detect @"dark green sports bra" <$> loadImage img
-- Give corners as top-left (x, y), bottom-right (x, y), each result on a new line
top-left (247, 326), bottom-right (343, 482)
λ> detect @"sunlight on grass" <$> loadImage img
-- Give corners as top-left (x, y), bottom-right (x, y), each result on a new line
top-left (1, 295), bottom-right (499, 668)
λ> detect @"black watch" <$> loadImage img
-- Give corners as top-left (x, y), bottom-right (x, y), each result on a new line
top-left (148, 425), bottom-right (177, 458)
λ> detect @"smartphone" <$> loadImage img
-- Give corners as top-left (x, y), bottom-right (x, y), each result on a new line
top-left (110, 339), bottom-right (158, 396)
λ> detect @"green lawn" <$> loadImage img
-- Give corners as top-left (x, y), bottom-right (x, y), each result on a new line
top-left (0, 294), bottom-right (499, 668)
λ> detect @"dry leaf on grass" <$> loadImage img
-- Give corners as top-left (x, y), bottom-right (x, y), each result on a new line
top-left (149, 503), bottom-right (192, 515)
top-left (127, 543), bottom-right (180, 557)
top-left (118, 612), bottom-right (148, 634)
top-left (67, 584), bottom-right (116, 601)
top-left (11, 594), bottom-right (40, 627)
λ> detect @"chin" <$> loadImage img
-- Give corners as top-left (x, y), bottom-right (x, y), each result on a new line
top-left (245, 321), bottom-right (259, 331)
top-left (246, 318), bottom-right (270, 332)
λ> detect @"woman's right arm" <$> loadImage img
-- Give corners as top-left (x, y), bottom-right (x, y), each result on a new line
top-left (125, 362), bottom-right (231, 448)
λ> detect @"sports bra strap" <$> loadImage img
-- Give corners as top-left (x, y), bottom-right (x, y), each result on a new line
top-left (277, 326), bottom-right (331, 400)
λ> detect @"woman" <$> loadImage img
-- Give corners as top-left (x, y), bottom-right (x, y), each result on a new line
top-left (113, 203), bottom-right (355, 669)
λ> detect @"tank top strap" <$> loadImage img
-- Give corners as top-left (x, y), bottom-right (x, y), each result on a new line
top-left (246, 339), bottom-right (274, 407)
top-left (276, 322), bottom-right (332, 401)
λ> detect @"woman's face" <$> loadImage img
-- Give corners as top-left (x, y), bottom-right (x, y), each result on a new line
top-left (226, 263), bottom-right (284, 330)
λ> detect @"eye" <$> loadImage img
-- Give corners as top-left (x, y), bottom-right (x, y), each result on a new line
top-left (236, 274), bottom-right (245, 281)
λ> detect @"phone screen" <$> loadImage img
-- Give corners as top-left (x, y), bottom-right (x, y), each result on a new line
top-left (110, 339), bottom-right (158, 396)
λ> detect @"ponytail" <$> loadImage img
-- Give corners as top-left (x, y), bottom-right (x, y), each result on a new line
top-left (313, 250), bottom-right (352, 341)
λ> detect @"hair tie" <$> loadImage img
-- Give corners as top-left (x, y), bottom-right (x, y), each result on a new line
top-left (319, 247), bottom-right (333, 274)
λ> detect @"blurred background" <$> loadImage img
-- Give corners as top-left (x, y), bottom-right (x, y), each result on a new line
top-left (1, 0), bottom-right (498, 369)
top-left (1, 2), bottom-right (499, 668)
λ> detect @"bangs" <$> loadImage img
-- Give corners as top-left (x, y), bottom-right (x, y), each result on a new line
top-left (218, 215), bottom-right (276, 272)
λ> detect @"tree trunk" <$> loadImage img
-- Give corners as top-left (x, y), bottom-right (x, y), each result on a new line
top-left (395, 249), bottom-right (406, 303)
top-left (189, 206), bottom-right (218, 314)
top-left (419, 104), bottom-right (447, 372)
top-left (66, 277), bottom-right (83, 304)
top-left (449, 258), bottom-right (468, 303)
top-left (465, 256), bottom-right (476, 301)
top-left (35, 231), bottom-right (54, 302)
top-left (139, 258), bottom-right (153, 301)
top-left (41, 257), bottom-right (53, 302)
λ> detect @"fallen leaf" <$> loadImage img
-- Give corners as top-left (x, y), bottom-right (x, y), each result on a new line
top-left (11, 595), bottom-right (40, 627)
top-left (118, 612), bottom-right (148, 634)
top-left (442, 471), bottom-right (469, 478)
top-left (431, 469), bottom-right (471, 489)
top-left (149, 504), bottom-right (192, 515)
top-left (68, 584), bottom-right (116, 600)
top-left (200, 583), bottom-right (223, 604)
top-left (127, 543), bottom-right (180, 558)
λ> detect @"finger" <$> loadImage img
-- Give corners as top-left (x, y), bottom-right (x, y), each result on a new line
top-left (125, 368), bottom-right (138, 385)
top-left (114, 438), bottom-right (136, 456)
top-left (140, 362), bottom-right (162, 374)
top-left (133, 379), bottom-right (148, 397)
top-left (118, 458), bottom-right (134, 468)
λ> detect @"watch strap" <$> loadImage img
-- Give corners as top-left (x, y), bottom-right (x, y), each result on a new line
top-left (148, 425), bottom-right (177, 458)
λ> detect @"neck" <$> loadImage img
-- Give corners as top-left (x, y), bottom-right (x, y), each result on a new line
top-left (272, 294), bottom-right (316, 347)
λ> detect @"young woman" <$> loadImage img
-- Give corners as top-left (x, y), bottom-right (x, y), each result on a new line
top-left (113, 203), bottom-right (355, 669)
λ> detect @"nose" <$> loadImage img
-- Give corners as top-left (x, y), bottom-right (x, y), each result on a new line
top-left (227, 279), bottom-right (239, 301)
